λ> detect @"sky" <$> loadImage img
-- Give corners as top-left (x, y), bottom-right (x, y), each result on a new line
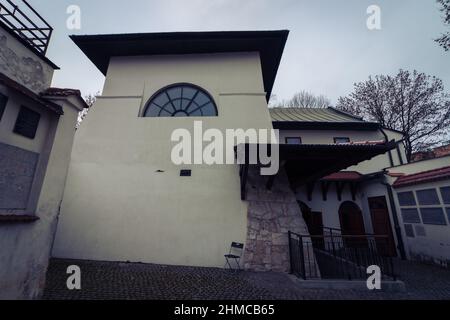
top-left (28, 0), bottom-right (450, 105)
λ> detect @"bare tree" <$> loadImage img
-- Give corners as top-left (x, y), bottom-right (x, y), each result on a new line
top-left (436, 0), bottom-right (450, 51)
top-left (337, 70), bottom-right (450, 161)
top-left (271, 90), bottom-right (331, 108)
top-left (76, 92), bottom-right (98, 129)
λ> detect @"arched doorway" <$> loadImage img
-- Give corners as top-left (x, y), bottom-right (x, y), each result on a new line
top-left (338, 201), bottom-right (366, 247)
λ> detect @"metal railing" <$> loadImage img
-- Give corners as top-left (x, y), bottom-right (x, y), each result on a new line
top-left (0, 0), bottom-right (53, 54)
top-left (288, 229), bottom-right (397, 280)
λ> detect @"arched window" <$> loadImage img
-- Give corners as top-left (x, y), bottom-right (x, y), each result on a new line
top-left (143, 84), bottom-right (218, 117)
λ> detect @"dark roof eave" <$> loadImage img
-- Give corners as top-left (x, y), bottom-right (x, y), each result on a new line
top-left (272, 121), bottom-right (381, 130)
top-left (70, 30), bottom-right (289, 102)
top-left (0, 72), bottom-right (63, 115)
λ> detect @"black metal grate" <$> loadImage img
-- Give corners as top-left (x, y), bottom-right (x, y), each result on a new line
top-left (0, 0), bottom-right (53, 54)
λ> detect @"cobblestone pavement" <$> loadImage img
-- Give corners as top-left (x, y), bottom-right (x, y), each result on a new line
top-left (43, 258), bottom-right (450, 300)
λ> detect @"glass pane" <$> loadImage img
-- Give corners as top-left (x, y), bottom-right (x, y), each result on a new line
top-left (182, 87), bottom-right (197, 100)
top-left (167, 87), bottom-right (182, 100)
top-left (190, 109), bottom-right (202, 116)
top-left (152, 93), bottom-right (169, 107)
top-left (158, 109), bottom-right (172, 117)
top-left (194, 91), bottom-right (210, 106)
top-left (416, 189), bottom-right (440, 205)
top-left (404, 224), bottom-right (414, 238)
top-left (144, 104), bottom-right (161, 117)
top-left (440, 186), bottom-right (450, 204)
top-left (447, 208), bottom-right (450, 224)
top-left (200, 103), bottom-right (216, 116)
top-left (401, 208), bottom-right (421, 223)
top-left (334, 137), bottom-right (350, 144)
top-left (286, 137), bottom-right (302, 145)
top-left (420, 208), bottom-right (447, 225)
top-left (0, 93), bottom-right (7, 121)
top-left (172, 98), bottom-right (182, 110)
top-left (414, 225), bottom-right (426, 237)
top-left (397, 191), bottom-right (416, 206)
top-left (181, 98), bottom-right (191, 110)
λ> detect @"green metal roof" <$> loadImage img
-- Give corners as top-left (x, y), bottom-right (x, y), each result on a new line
top-left (269, 107), bottom-right (364, 123)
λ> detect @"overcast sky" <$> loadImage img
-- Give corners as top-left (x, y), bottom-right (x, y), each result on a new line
top-left (31, 0), bottom-right (449, 104)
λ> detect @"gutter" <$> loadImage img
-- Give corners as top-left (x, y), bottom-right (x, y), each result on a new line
top-left (381, 172), bottom-right (406, 260)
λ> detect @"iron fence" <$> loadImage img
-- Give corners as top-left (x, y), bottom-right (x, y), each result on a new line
top-left (288, 230), bottom-right (397, 280)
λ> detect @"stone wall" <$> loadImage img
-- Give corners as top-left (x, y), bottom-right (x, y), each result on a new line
top-left (243, 166), bottom-right (317, 274)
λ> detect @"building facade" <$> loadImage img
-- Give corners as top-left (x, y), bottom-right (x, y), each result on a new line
top-left (0, 1), bottom-right (87, 299)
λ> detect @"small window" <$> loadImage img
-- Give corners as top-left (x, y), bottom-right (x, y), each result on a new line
top-left (397, 191), bottom-right (416, 206)
top-left (416, 189), bottom-right (440, 205)
top-left (401, 208), bottom-right (421, 223)
top-left (0, 93), bottom-right (8, 121)
top-left (420, 208), bottom-right (447, 225)
top-left (404, 224), bottom-right (415, 238)
top-left (285, 137), bottom-right (302, 145)
top-left (13, 106), bottom-right (41, 139)
top-left (334, 137), bottom-right (350, 144)
top-left (414, 225), bottom-right (426, 237)
top-left (440, 187), bottom-right (450, 204)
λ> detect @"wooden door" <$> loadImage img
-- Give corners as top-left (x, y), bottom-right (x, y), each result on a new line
top-left (339, 201), bottom-right (367, 247)
top-left (368, 196), bottom-right (397, 257)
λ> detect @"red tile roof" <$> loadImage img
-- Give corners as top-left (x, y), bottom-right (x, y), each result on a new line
top-left (41, 87), bottom-right (90, 109)
top-left (321, 171), bottom-right (363, 181)
top-left (392, 165), bottom-right (450, 188)
top-left (41, 87), bottom-right (82, 97)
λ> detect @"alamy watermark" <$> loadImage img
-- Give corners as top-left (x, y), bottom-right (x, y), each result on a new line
top-left (170, 121), bottom-right (280, 175)
top-left (367, 5), bottom-right (381, 30)
top-left (66, 5), bottom-right (81, 30)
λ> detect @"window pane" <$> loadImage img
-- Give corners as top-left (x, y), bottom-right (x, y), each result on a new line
top-left (397, 191), bottom-right (416, 206)
top-left (13, 106), bottom-right (40, 139)
top-left (152, 93), bottom-right (169, 107)
top-left (440, 187), bottom-right (450, 204)
top-left (420, 208), bottom-right (447, 225)
top-left (182, 87), bottom-right (197, 100)
top-left (194, 92), bottom-right (210, 106)
top-left (144, 104), bottom-right (161, 117)
top-left (0, 93), bottom-right (7, 121)
top-left (201, 103), bottom-right (216, 116)
top-left (334, 137), bottom-right (350, 144)
top-left (416, 189), bottom-right (440, 205)
top-left (404, 224), bottom-right (414, 238)
top-left (285, 137), bottom-right (302, 145)
top-left (414, 225), bottom-right (426, 237)
top-left (401, 208), bottom-right (421, 223)
top-left (167, 87), bottom-right (182, 100)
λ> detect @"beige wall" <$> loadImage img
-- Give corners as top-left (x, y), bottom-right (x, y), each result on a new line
top-left (0, 85), bottom-right (53, 153)
top-left (0, 97), bottom-right (82, 299)
top-left (52, 52), bottom-right (274, 267)
top-left (0, 27), bottom-right (54, 93)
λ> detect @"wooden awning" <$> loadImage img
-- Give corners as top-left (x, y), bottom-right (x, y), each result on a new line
top-left (238, 141), bottom-right (396, 200)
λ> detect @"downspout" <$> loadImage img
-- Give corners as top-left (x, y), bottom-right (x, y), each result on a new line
top-left (381, 172), bottom-right (406, 260)
top-left (380, 127), bottom-right (394, 167)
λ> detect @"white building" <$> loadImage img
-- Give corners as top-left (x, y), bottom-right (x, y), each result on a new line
top-left (0, 1), bottom-right (87, 299)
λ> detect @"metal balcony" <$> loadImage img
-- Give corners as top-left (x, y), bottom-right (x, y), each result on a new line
top-left (0, 0), bottom-right (53, 54)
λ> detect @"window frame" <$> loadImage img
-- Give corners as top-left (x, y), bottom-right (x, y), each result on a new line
top-left (143, 83), bottom-right (218, 118)
top-left (285, 137), bottom-right (302, 145)
top-left (334, 137), bottom-right (351, 144)
top-left (0, 92), bottom-right (8, 121)
top-left (13, 106), bottom-right (41, 139)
